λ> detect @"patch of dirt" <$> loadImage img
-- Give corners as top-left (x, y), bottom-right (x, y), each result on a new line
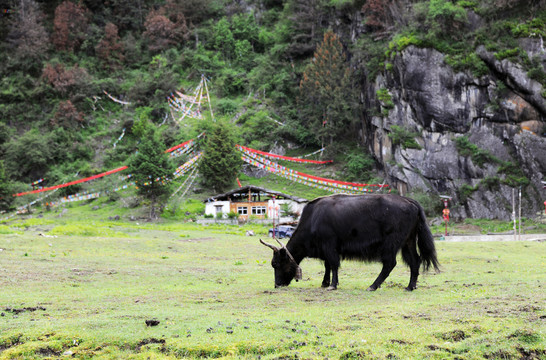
top-left (36, 347), bottom-right (61, 357)
top-left (426, 344), bottom-right (451, 352)
top-left (516, 305), bottom-right (542, 313)
top-left (436, 329), bottom-right (468, 342)
top-left (339, 350), bottom-right (373, 359)
top-left (402, 313), bottom-right (431, 321)
top-left (391, 339), bottom-right (412, 345)
top-left (517, 347), bottom-right (546, 360)
top-left (145, 319), bottom-right (160, 327)
top-left (136, 338), bottom-right (165, 350)
top-left (4, 306), bottom-right (46, 315)
top-left (483, 349), bottom-right (515, 359)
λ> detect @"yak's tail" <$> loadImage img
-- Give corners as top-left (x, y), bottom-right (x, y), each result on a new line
top-left (415, 204), bottom-right (440, 272)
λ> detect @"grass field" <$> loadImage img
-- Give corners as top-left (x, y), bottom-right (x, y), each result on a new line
top-left (1, 214), bottom-right (545, 359)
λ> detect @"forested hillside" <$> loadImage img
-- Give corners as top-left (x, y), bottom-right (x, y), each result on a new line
top-left (1, 0), bottom-right (545, 220)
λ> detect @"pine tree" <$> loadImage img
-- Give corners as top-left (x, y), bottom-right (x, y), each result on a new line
top-left (129, 125), bottom-right (175, 219)
top-left (0, 161), bottom-right (14, 212)
top-left (198, 123), bottom-right (242, 193)
top-left (299, 30), bottom-right (358, 149)
top-left (6, 0), bottom-right (49, 65)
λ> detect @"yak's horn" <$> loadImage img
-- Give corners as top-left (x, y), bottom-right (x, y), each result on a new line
top-left (276, 238), bottom-right (298, 264)
top-left (275, 239), bottom-right (285, 248)
top-left (260, 239), bottom-right (279, 251)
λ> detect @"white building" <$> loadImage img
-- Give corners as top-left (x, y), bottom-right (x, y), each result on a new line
top-left (203, 185), bottom-right (307, 222)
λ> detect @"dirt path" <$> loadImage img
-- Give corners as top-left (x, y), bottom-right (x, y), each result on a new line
top-left (443, 233), bottom-right (546, 242)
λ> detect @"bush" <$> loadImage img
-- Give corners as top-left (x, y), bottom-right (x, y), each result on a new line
top-left (376, 88), bottom-right (394, 116)
top-left (344, 151), bottom-right (375, 182)
top-left (215, 98), bottom-right (239, 115)
top-left (385, 33), bottom-right (423, 59)
top-left (408, 190), bottom-right (442, 217)
top-left (388, 125), bottom-right (422, 150)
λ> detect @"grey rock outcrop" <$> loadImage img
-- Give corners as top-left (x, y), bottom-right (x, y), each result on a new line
top-left (367, 43), bottom-right (545, 220)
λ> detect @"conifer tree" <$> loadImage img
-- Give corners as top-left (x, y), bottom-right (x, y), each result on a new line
top-left (129, 124), bottom-right (175, 219)
top-left (299, 30), bottom-right (358, 149)
top-left (0, 161), bottom-right (14, 212)
top-left (198, 123), bottom-right (241, 193)
top-left (6, 0), bottom-right (49, 66)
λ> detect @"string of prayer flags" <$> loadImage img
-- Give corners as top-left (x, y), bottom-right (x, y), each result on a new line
top-left (31, 178), bottom-right (46, 189)
top-left (301, 148), bottom-right (326, 158)
top-left (103, 90), bottom-right (131, 105)
top-left (167, 75), bottom-right (214, 122)
top-left (13, 166), bottom-right (129, 197)
top-left (166, 139), bottom-right (194, 158)
top-left (236, 145), bottom-right (333, 164)
top-left (165, 133), bottom-right (204, 158)
top-left (238, 147), bottom-right (389, 193)
top-left (113, 128), bottom-right (126, 148)
top-left (173, 153), bottom-right (202, 178)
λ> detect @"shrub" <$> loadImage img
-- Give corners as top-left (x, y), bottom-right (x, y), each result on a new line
top-left (95, 23), bottom-right (124, 69)
top-left (51, 100), bottom-right (85, 129)
top-left (143, 0), bottom-right (189, 53)
top-left (376, 88), bottom-right (394, 116)
top-left (41, 63), bottom-right (91, 95)
top-left (454, 136), bottom-right (503, 167)
top-left (215, 99), bottom-right (239, 115)
top-left (458, 183), bottom-right (477, 203)
top-left (385, 33), bottom-right (422, 58)
top-left (388, 125), bottom-right (422, 150)
top-left (344, 151), bottom-right (375, 182)
top-left (52, 1), bottom-right (90, 52)
top-left (494, 48), bottom-right (520, 61)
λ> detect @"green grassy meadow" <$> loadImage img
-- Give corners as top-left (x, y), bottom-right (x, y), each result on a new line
top-left (1, 214), bottom-right (545, 359)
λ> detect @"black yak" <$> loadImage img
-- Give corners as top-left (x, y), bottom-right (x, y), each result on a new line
top-left (260, 194), bottom-right (440, 291)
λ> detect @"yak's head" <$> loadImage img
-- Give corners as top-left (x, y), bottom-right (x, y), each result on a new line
top-left (260, 239), bottom-right (302, 288)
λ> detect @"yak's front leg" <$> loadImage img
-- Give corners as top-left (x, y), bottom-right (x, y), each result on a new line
top-left (321, 261), bottom-right (331, 288)
top-left (367, 255), bottom-right (396, 291)
top-left (325, 254), bottom-right (340, 291)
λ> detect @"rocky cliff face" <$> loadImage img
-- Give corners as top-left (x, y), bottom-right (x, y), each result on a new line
top-left (366, 41), bottom-right (546, 220)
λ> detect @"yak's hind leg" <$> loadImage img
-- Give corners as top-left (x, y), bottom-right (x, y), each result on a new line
top-left (367, 252), bottom-right (397, 291)
top-left (401, 242), bottom-right (421, 291)
top-left (321, 261), bottom-right (331, 288)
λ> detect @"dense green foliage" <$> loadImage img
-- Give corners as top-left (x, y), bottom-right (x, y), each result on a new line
top-left (1, 0), bottom-right (544, 215)
top-left (0, 161), bottom-right (14, 212)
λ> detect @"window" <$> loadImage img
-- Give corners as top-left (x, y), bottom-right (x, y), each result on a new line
top-left (237, 206), bottom-right (248, 215)
top-left (252, 206), bottom-right (267, 215)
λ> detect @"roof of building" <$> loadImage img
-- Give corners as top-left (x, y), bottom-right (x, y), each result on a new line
top-left (203, 185), bottom-right (308, 203)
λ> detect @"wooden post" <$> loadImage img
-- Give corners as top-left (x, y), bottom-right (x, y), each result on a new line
top-left (203, 75), bottom-right (214, 121)
top-left (272, 195), bottom-right (276, 238)
top-left (512, 188), bottom-right (516, 241)
top-left (518, 187), bottom-right (522, 241)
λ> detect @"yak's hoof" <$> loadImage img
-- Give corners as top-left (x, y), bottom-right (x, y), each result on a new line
top-left (326, 286), bottom-right (337, 291)
top-left (321, 283), bottom-right (330, 288)
top-left (405, 286), bottom-right (416, 291)
top-left (366, 286), bottom-right (377, 291)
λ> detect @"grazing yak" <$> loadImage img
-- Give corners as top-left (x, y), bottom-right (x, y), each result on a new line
top-left (260, 194), bottom-right (440, 291)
